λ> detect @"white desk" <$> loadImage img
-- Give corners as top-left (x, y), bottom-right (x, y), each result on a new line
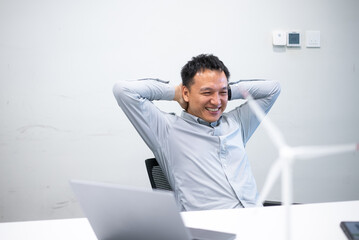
top-left (182, 200), bottom-right (359, 240)
top-left (0, 200), bottom-right (358, 240)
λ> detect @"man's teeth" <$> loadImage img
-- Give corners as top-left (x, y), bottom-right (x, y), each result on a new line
top-left (207, 108), bottom-right (219, 112)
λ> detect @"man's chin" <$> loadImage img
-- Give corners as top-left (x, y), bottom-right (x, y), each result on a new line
top-left (203, 110), bottom-right (221, 120)
top-left (203, 115), bottom-right (221, 123)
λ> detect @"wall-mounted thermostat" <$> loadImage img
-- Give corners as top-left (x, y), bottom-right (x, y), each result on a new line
top-left (287, 31), bottom-right (301, 47)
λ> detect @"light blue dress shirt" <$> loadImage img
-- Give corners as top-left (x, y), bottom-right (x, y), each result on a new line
top-left (113, 78), bottom-right (281, 211)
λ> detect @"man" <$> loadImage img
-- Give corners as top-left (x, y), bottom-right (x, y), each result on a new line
top-left (113, 54), bottom-right (281, 211)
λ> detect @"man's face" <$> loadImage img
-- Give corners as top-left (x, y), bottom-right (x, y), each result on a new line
top-left (183, 69), bottom-right (228, 123)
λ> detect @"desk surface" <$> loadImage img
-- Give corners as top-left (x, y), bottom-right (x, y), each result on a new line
top-left (0, 200), bottom-right (358, 240)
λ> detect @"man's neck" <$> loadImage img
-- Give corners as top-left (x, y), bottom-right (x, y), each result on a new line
top-left (181, 111), bottom-right (221, 127)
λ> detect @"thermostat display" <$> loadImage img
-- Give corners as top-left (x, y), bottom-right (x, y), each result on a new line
top-left (287, 31), bottom-right (301, 47)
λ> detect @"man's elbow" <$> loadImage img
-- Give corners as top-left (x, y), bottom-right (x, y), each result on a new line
top-left (112, 81), bottom-right (128, 101)
top-left (272, 81), bottom-right (281, 97)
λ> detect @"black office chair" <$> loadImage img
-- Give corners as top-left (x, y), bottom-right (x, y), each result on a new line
top-left (145, 158), bottom-right (282, 206)
top-left (145, 158), bottom-right (173, 191)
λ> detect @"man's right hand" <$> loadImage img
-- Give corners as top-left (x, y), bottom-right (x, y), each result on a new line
top-left (174, 84), bottom-right (188, 110)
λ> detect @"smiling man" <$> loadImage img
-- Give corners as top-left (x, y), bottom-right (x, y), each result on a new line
top-left (181, 69), bottom-right (228, 123)
top-left (113, 54), bottom-right (281, 211)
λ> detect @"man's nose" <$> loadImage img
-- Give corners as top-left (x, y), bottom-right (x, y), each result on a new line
top-left (210, 93), bottom-right (221, 105)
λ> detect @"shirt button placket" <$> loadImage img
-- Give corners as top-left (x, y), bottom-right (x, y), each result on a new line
top-left (221, 140), bottom-right (227, 168)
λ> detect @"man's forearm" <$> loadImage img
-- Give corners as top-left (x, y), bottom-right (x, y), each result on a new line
top-left (229, 79), bottom-right (281, 101)
top-left (113, 78), bottom-right (175, 103)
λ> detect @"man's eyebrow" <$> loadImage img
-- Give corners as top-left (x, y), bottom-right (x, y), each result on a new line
top-left (200, 86), bottom-right (228, 91)
top-left (200, 87), bottom-right (213, 91)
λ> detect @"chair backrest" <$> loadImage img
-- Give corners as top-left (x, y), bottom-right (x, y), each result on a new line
top-left (145, 158), bottom-right (173, 191)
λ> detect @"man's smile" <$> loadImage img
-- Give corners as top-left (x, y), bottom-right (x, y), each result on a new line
top-left (206, 107), bottom-right (221, 112)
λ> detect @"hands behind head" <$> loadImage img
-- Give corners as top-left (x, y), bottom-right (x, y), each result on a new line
top-left (174, 84), bottom-right (188, 110)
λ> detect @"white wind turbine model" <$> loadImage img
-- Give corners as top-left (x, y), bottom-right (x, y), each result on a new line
top-left (243, 92), bottom-right (358, 240)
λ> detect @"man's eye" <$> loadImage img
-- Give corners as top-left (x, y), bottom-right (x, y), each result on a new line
top-left (220, 91), bottom-right (228, 95)
top-left (202, 92), bottom-right (211, 95)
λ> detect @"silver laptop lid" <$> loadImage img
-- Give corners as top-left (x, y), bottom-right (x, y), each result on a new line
top-left (70, 179), bottom-right (191, 240)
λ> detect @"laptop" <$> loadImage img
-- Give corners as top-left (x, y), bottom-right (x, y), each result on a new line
top-left (70, 179), bottom-right (236, 240)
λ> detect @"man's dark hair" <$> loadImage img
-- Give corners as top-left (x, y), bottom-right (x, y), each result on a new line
top-left (180, 54), bottom-right (230, 88)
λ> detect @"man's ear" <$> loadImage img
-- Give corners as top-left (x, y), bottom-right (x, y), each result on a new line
top-left (182, 85), bottom-right (190, 103)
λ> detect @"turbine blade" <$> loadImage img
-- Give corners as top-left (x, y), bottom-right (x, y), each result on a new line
top-left (258, 158), bottom-right (283, 205)
top-left (244, 92), bottom-right (287, 149)
top-left (292, 143), bottom-right (358, 160)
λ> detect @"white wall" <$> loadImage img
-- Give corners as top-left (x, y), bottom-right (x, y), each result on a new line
top-left (0, 0), bottom-right (358, 222)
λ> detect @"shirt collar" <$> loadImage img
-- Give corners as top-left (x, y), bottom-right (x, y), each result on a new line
top-left (181, 111), bottom-right (222, 128)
